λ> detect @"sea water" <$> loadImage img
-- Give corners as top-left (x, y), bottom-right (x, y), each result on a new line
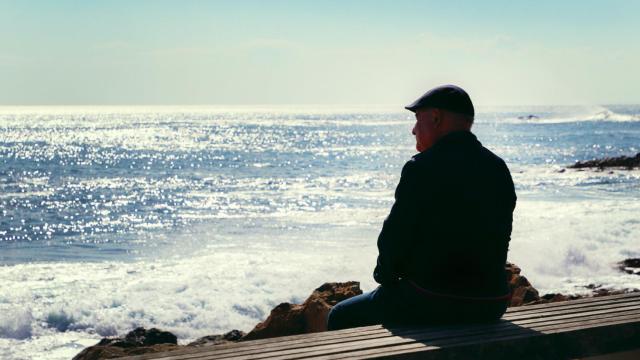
top-left (1, 105), bottom-right (639, 359)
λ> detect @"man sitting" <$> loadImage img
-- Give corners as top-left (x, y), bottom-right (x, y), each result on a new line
top-left (328, 85), bottom-right (517, 330)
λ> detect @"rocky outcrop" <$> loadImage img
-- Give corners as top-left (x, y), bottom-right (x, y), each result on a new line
top-left (528, 285), bottom-right (639, 305)
top-left (187, 329), bottom-right (245, 347)
top-left (72, 327), bottom-right (179, 360)
top-left (505, 262), bottom-right (541, 306)
top-left (618, 258), bottom-right (640, 275)
top-left (568, 153), bottom-right (640, 170)
top-left (74, 328), bottom-right (246, 360)
top-left (243, 281), bottom-right (362, 340)
top-left (510, 261), bottom-right (640, 306)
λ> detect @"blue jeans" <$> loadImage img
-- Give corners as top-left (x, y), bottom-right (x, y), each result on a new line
top-left (327, 281), bottom-right (507, 331)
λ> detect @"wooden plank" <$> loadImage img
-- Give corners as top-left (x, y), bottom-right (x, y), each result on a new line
top-left (504, 301), bottom-right (640, 321)
top-left (154, 309), bottom-right (640, 360)
top-left (123, 294), bottom-right (640, 360)
top-left (334, 318), bottom-right (640, 360)
top-left (333, 313), bottom-right (640, 359)
top-left (505, 291), bottom-right (640, 313)
top-left (238, 312), bottom-right (640, 360)
top-left (291, 312), bottom-right (640, 360)
top-left (190, 312), bottom-right (638, 360)
top-left (504, 293), bottom-right (640, 316)
top-left (126, 302), bottom-right (640, 360)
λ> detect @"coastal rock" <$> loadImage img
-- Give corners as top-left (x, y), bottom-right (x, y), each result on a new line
top-left (618, 258), bottom-right (640, 275)
top-left (526, 281), bottom-right (640, 306)
top-left (243, 302), bottom-right (305, 340)
top-left (243, 281), bottom-right (362, 340)
top-left (505, 262), bottom-right (540, 306)
top-left (593, 288), bottom-right (639, 297)
top-left (124, 327), bottom-right (177, 346)
top-left (581, 283), bottom-right (639, 297)
top-left (568, 152), bottom-right (640, 170)
top-left (187, 329), bottom-right (245, 347)
top-left (502, 264), bottom-right (640, 306)
top-left (302, 281), bottom-right (364, 333)
top-left (72, 327), bottom-right (179, 360)
top-left (527, 292), bottom-right (584, 305)
top-left (540, 293), bottom-right (569, 302)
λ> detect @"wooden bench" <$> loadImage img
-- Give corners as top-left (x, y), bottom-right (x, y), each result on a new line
top-left (124, 292), bottom-right (640, 359)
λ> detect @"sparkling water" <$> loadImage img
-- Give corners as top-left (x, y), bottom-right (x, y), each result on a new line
top-left (1, 105), bottom-right (639, 359)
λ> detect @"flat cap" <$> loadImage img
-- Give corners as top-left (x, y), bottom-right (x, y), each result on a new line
top-left (405, 84), bottom-right (474, 117)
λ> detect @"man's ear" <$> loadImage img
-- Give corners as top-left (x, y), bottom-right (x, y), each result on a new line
top-left (432, 109), bottom-right (442, 127)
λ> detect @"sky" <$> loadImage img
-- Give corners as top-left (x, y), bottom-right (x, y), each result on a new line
top-left (1, 0), bottom-right (639, 106)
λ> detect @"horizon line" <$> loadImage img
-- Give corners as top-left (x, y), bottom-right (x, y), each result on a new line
top-left (0, 103), bottom-right (638, 108)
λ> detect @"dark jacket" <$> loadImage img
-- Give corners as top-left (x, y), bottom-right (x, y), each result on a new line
top-left (374, 131), bottom-right (517, 298)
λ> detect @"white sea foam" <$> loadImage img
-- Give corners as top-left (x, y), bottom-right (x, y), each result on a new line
top-left (0, 306), bottom-right (33, 340)
top-left (510, 198), bottom-right (640, 293)
top-left (510, 165), bottom-right (640, 196)
top-left (0, 226), bottom-right (378, 359)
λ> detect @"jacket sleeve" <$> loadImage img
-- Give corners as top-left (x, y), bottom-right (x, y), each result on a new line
top-left (373, 159), bottom-right (420, 285)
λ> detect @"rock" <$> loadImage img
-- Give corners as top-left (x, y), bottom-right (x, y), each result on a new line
top-left (582, 283), bottom-right (639, 295)
top-left (243, 302), bottom-right (305, 341)
top-left (302, 296), bottom-right (333, 333)
top-left (517, 114), bottom-right (539, 120)
top-left (243, 281), bottom-right (362, 340)
top-left (124, 327), bottom-right (177, 346)
top-left (527, 278), bottom-right (640, 306)
top-left (568, 153), bottom-right (640, 170)
top-left (621, 259), bottom-right (640, 267)
top-left (591, 287), bottom-right (640, 297)
top-left (505, 263), bottom-right (540, 306)
top-left (302, 281), bottom-right (363, 333)
top-left (72, 327), bottom-right (179, 360)
top-left (187, 329), bottom-right (245, 347)
top-left (540, 293), bottom-right (569, 302)
top-left (618, 258), bottom-right (640, 275)
top-left (527, 293), bottom-right (583, 305)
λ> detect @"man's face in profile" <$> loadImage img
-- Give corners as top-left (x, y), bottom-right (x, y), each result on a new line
top-left (412, 108), bottom-right (439, 152)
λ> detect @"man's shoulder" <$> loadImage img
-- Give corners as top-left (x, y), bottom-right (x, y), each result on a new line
top-left (410, 149), bottom-right (435, 164)
top-left (478, 145), bottom-right (510, 170)
top-left (403, 152), bottom-right (433, 174)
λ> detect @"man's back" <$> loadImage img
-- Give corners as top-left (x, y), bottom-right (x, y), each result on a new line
top-left (402, 131), bottom-right (516, 297)
top-left (374, 130), bottom-right (516, 299)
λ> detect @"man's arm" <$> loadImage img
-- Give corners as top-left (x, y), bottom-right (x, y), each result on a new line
top-left (374, 159), bottom-right (421, 285)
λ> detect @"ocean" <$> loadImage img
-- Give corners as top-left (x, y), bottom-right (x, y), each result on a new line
top-left (1, 105), bottom-right (639, 359)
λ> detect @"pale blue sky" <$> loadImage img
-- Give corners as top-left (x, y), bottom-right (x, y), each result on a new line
top-left (1, 0), bottom-right (639, 105)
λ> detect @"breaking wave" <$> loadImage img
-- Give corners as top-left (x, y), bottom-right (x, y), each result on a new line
top-left (501, 106), bottom-right (640, 124)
